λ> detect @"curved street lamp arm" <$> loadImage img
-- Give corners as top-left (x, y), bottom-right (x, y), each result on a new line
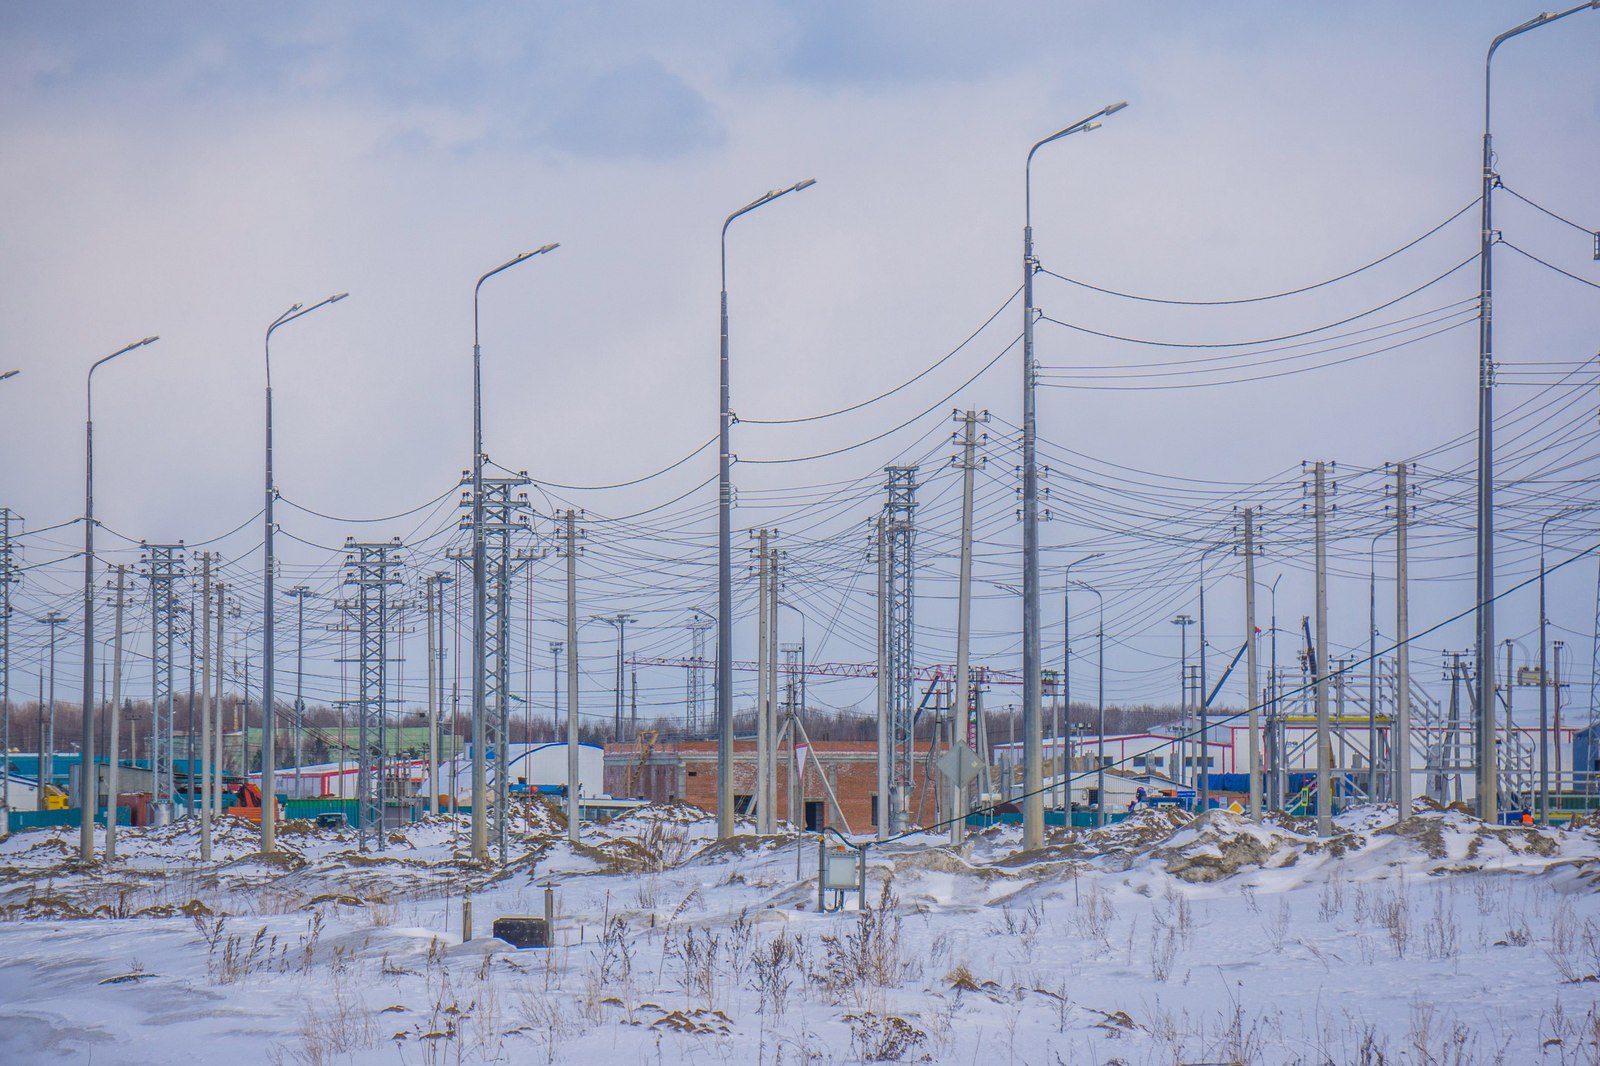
top-left (1025, 102), bottom-right (1128, 220)
top-left (721, 179), bottom-right (817, 289)
top-left (87, 336), bottom-right (159, 418)
top-left (266, 294), bottom-right (347, 386)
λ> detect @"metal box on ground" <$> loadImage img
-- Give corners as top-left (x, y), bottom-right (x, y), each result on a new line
top-left (315, 813), bottom-right (348, 829)
top-left (492, 917), bottom-right (549, 949)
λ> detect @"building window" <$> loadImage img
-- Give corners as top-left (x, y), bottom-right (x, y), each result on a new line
top-left (735, 794), bottom-right (754, 816)
top-left (1132, 756), bottom-right (1147, 768)
top-left (870, 793), bottom-right (879, 827)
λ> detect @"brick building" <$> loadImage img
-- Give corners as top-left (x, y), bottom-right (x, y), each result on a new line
top-left (602, 738), bottom-right (937, 834)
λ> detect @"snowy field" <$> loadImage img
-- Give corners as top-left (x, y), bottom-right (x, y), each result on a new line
top-left (2, 803), bottom-right (1599, 1065)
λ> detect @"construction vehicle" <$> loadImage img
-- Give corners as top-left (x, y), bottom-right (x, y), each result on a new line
top-left (225, 782), bottom-right (284, 824)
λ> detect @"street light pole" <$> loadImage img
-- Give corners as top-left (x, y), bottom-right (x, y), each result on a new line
top-left (1021, 102), bottom-right (1126, 850)
top-left (264, 294), bottom-right (345, 855)
top-left (81, 336), bottom-right (157, 863)
top-left (1475, 1), bottom-right (1599, 826)
top-left (470, 245), bottom-right (557, 863)
top-left (717, 178), bottom-right (816, 841)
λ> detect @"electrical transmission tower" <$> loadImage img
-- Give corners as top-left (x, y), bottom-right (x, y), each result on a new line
top-left (1, 508), bottom-right (17, 813)
top-left (459, 471), bottom-right (536, 863)
top-left (343, 538), bottom-right (403, 852)
top-left (141, 543), bottom-right (185, 814)
top-left (883, 465), bottom-right (918, 832)
top-left (686, 611), bottom-right (712, 733)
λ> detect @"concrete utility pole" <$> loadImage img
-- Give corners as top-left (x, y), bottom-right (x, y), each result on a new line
top-left (599, 614), bottom-right (635, 742)
top-left (1019, 102), bottom-right (1127, 854)
top-left (1475, 1), bottom-right (1598, 828)
top-left (1393, 463), bottom-right (1412, 821)
top-left (425, 574), bottom-right (440, 816)
top-left (952, 411), bottom-right (984, 840)
top-left (287, 585), bottom-right (314, 807)
top-left (1311, 461), bottom-right (1333, 836)
top-left (1061, 550), bottom-right (1104, 810)
top-left (561, 510), bottom-right (581, 844)
top-left (549, 640), bottom-right (562, 737)
top-left (875, 515), bottom-right (889, 841)
top-left (1071, 580), bottom-right (1105, 825)
top-left (1197, 542), bottom-right (1228, 810)
top-left (0, 508), bottom-right (16, 818)
top-left (1243, 509), bottom-right (1262, 822)
top-left (198, 557), bottom-right (212, 861)
top-left (105, 566), bottom-right (127, 861)
top-left (1552, 641), bottom-right (1566, 800)
top-left (1171, 614), bottom-right (1193, 785)
top-left (718, 180), bottom-right (814, 843)
top-left (213, 583), bottom-right (224, 823)
top-left (755, 529), bottom-right (771, 834)
top-left (40, 612), bottom-right (66, 812)
top-left (1536, 505), bottom-right (1597, 823)
top-left (765, 539), bottom-right (780, 832)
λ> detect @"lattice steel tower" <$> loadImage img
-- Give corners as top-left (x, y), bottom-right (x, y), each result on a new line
top-left (686, 611), bottom-right (712, 733)
top-left (343, 538), bottom-right (403, 852)
top-left (883, 466), bottom-right (918, 832)
top-left (460, 471), bottom-right (535, 861)
top-left (141, 543), bottom-right (185, 810)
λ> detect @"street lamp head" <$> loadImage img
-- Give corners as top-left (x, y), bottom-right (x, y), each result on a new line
top-left (1103, 101), bottom-right (1129, 116)
top-left (1080, 121), bottom-right (1102, 133)
top-left (792, 178), bottom-right (817, 192)
top-left (0, 369), bottom-right (17, 381)
top-left (138, 336), bottom-right (159, 347)
top-left (536, 243), bottom-right (560, 255)
top-left (327, 293), bottom-right (349, 304)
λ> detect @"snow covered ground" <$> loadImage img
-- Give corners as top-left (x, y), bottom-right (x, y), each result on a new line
top-left (2, 802), bottom-right (1599, 1065)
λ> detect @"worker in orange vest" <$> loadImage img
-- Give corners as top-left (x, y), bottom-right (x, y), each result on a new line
top-left (1520, 809), bottom-right (1533, 826)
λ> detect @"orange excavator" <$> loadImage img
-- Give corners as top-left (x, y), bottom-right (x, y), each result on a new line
top-left (227, 782), bottom-right (284, 824)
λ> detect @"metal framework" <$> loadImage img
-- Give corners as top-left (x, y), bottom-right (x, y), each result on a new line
top-left (461, 472), bottom-right (535, 861)
top-left (686, 612), bottom-right (712, 733)
top-left (141, 543), bottom-right (185, 810)
top-left (782, 642), bottom-right (805, 719)
top-left (884, 465), bottom-right (917, 832)
top-left (343, 538), bottom-right (402, 851)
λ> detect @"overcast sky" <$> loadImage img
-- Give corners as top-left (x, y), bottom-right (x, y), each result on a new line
top-left (1, 2), bottom-right (1597, 729)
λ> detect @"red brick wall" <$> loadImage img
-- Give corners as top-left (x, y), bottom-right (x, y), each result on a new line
top-left (604, 739), bottom-right (936, 834)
